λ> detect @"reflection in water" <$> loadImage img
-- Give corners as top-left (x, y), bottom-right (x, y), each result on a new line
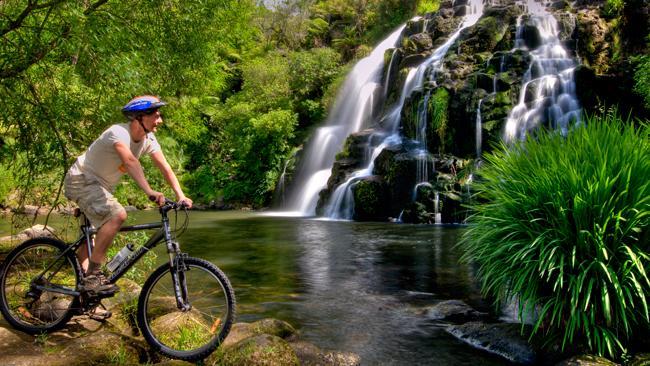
top-left (202, 216), bottom-right (503, 365)
top-left (296, 221), bottom-right (333, 292)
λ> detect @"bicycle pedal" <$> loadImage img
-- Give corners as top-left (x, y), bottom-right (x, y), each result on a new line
top-left (87, 309), bottom-right (112, 321)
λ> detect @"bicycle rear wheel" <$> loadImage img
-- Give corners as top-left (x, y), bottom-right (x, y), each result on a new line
top-left (0, 238), bottom-right (81, 334)
top-left (137, 257), bottom-right (236, 361)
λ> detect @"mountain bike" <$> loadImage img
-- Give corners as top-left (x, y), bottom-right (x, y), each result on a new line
top-left (0, 199), bottom-right (236, 361)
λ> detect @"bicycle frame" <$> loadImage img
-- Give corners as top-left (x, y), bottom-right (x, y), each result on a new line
top-left (30, 204), bottom-right (190, 309)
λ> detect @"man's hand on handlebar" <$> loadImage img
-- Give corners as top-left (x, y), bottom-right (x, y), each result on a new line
top-left (177, 196), bottom-right (193, 209)
top-left (147, 191), bottom-right (166, 206)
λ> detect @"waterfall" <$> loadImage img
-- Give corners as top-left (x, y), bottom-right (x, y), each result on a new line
top-left (322, 0), bottom-right (488, 220)
top-left (281, 25), bottom-right (407, 216)
top-left (433, 191), bottom-right (442, 225)
top-left (504, 1), bottom-right (581, 142)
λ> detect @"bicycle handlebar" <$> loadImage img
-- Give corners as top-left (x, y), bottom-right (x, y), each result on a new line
top-left (148, 196), bottom-right (189, 211)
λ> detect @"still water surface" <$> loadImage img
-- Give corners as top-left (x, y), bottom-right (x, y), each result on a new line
top-left (1, 210), bottom-right (509, 365)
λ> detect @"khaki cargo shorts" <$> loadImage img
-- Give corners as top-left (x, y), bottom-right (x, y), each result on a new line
top-left (64, 172), bottom-right (125, 229)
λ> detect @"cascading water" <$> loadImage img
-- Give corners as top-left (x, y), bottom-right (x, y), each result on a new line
top-left (281, 25), bottom-right (407, 216)
top-left (323, 0), bottom-right (487, 220)
top-left (504, 0), bottom-right (581, 142)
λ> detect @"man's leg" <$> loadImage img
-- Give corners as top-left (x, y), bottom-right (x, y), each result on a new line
top-left (77, 241), bottom-right (90, 273)
top-left (86, 210), bottom-right (127, 274)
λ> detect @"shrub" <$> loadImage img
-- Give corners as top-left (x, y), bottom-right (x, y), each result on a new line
top-left (634, 54), bottom-right (650, 110)
top-left (461, 113), bottom-right (650, 358)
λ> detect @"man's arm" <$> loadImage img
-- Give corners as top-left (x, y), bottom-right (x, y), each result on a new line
top-left (114, 142), bottom-right (164, 205)
top-left (150, 151), bottom-right (193, 208)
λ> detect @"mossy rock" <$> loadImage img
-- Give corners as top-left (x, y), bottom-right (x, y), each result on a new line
top-left (382, 48), bottom-right (402, 94)
top-left (629, 353), bottom-right (650, 366)
top-left (373, 149), bottom-right (417, 216)
top-left (142, 295), bottom-right (178, 320)
top-left (399, 201), bottom-right (431, 224)
top-left (426, 87), bottom-right (451, 153)
top-left (250, 318), bottom-right (297, 340)
top-left (352, 176), bottom-right (389, 221)
top-left (61, 332), bottom-right (142, 366)
top-left (150, 310), bottom-right (214, 351)
top-left (554, 354), bottom-right (620, 366)
top-left (223, 319), bottom-right (297, 348)
top-left (216, 334), bottom-right (299, 366)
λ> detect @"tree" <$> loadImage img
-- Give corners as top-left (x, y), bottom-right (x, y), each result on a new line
top-left (0, 0), bottom-right (259, 207)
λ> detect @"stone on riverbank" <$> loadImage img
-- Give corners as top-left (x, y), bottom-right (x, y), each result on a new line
top-left (0, 224), bottom-right (56, 244)
top-left (423, 299), bottom-right (488, 323)
top-left (446, 321), bottom-right (536, 365)
top-left (1, 310), bottom-right (359, 366)
top-left (555, 354), bottom-right (620, 366)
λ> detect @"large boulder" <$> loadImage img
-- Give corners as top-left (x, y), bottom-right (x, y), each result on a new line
top-left (217, 334), bottom-right (299, 366)
top-left (352, 176), bottom-right (389, 221)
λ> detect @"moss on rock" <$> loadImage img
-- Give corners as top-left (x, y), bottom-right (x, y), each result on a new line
top-left (216, 334), bottom-right (299, 366)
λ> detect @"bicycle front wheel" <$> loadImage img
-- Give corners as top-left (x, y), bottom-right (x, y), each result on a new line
top-left (137, 257), bottom-right (236, 361)
top-left (0, 238), bottom-right (81, 334)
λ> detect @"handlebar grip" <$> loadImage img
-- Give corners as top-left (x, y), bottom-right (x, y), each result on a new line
top-left (149, 195), bottom-right (157, 202)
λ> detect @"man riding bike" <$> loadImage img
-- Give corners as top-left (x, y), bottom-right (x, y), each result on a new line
top-left (64, 95), bottom-right (193, 299)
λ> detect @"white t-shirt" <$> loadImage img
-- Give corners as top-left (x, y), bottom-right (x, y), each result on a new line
top-left (69, 123), bottom-right (161, 191)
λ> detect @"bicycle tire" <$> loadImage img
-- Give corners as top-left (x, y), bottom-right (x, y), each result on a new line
top-left (137, 257), bottom-right (236, 361)
top-left (0, 237), bottom-right (81, 334)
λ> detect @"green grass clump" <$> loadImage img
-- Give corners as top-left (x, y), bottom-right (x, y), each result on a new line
top-left (461, 113), bottom-right (650, 358)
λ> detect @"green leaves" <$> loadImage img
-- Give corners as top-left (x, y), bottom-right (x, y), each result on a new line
top-left (0, 0), bottom-right (258, 207)
top-left (461, 113), bottom-right (650, 358)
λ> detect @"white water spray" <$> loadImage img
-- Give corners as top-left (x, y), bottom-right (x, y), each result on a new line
top-left (504, 1), bottom-right (581, 141)
top-left (281, 25), bottom-right (407, 216)
top-left (322, 0), bottom-right (488, 220)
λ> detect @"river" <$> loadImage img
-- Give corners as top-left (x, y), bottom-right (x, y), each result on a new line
top-left (1, 210), bottom-right (510, 365)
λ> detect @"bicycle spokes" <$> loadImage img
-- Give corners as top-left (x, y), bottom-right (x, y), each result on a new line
top-left (138, 258), bottom-right (234, 359)
top-left (1, 242), bottom-right (79, 330)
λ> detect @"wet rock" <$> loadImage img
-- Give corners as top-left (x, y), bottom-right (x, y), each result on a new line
top-left (554, 354), bottom-right (620, 366)
top-left (400, 52), bottom-right (433, 68)
top-left (352, 176), bottom-right (389, 221)
top-left (373, 146), bottom-right (418, 217)
top-left (519, 16), bottom-right (543, 49)
top-left (289, 340), bottom-right (360, 366)
top-left (575, 8), bottom-right (611, 74)
top-left (424, 300), bottom-right (488, 323)
top-left (404, 18), bottom-right (426, 37)
top-left (446, 322), bottom-right (536, 365)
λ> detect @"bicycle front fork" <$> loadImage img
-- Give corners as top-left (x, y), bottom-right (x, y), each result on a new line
top-left (171, 252), bottom-right (192, 312)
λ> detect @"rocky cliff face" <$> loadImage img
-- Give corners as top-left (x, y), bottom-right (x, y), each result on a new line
top-left (315, 0), bottom-right (649, 223)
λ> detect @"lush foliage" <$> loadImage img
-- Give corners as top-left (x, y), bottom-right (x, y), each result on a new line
top-left (461, 113), bottom-right (650, 358)
top-left (635, 53), bottom-right (650, 110)
top-left (0, 0), bottom-right (259, 206)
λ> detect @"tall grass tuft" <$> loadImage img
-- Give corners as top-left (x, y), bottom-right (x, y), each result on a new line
top-left (461, 112), bottom-right (650, 358)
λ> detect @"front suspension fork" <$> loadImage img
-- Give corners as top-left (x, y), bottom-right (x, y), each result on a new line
top-left (171, 252), bottom-right (191, 311)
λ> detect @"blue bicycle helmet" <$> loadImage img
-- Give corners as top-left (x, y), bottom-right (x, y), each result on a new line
top-left (122, 95), bottom-right (167, 119)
